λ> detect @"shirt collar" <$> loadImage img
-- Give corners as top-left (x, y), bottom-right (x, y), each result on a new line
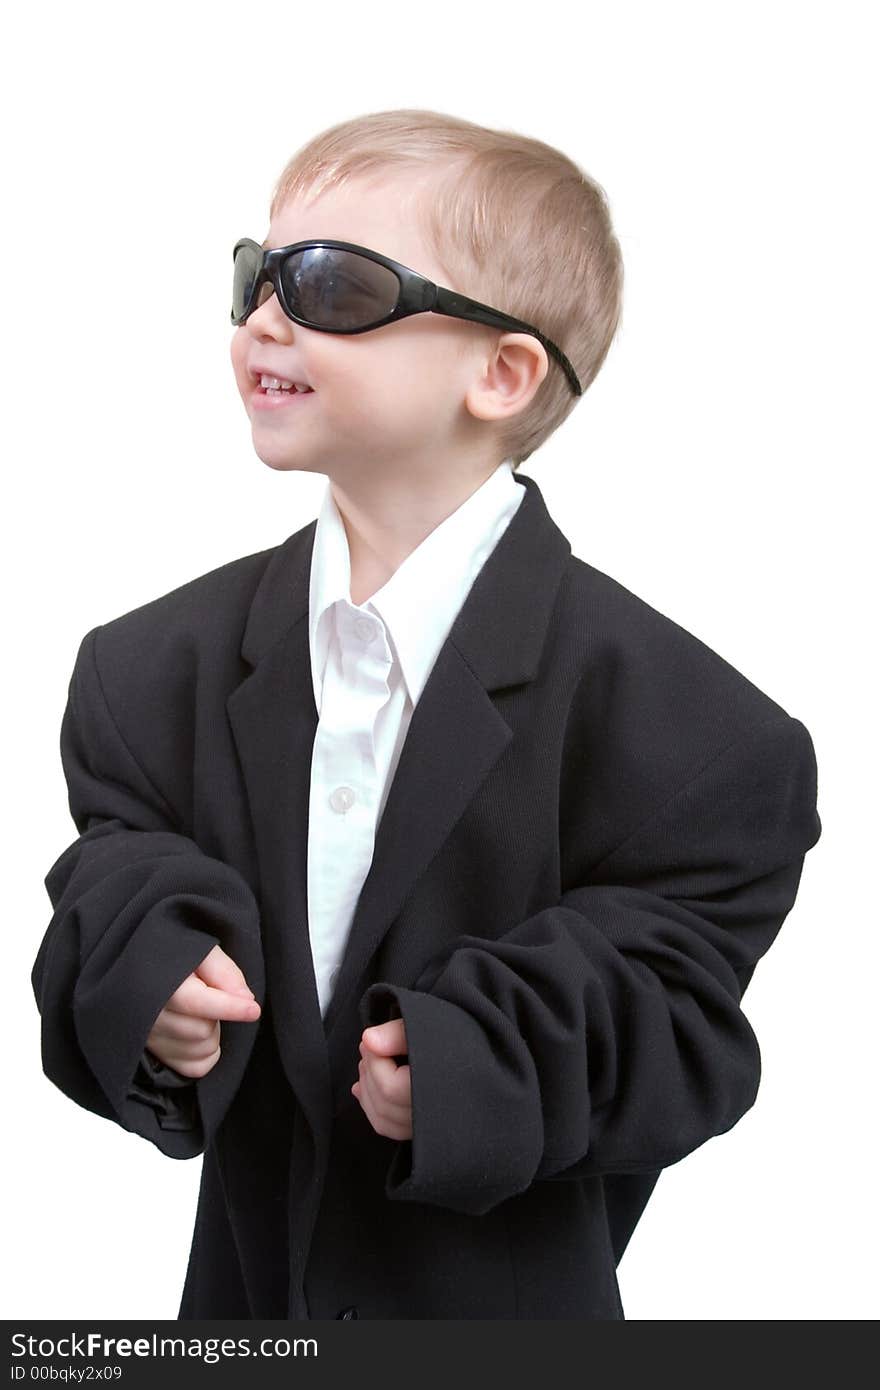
top-left (308, 461), bottom-right (524, 715)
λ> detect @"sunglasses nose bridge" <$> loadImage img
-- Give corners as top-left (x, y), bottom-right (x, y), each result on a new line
top-left (243, 255), bottom-right (289, 321)
top-left (255, 276), bottom-right (279, 311)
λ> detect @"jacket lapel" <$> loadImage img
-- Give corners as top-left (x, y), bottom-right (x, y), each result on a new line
top-left (226, 472), bottom-right (571, 1130)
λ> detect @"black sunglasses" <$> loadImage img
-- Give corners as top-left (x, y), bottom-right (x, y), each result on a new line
top-left (231, 237), bottom-right (582, 396)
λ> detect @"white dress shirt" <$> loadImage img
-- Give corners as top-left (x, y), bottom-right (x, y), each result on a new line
top-left (306, 459), bottom-right (525, 1017)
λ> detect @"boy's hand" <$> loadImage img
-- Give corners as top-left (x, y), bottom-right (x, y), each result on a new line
top-left (144, 944), bottom-right (261, 1079)
top-left (351, 1020), bottom-right (413, 1140)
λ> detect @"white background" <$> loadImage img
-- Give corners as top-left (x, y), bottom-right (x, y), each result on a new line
top-left (5, 0), bottom-right (876, 1322)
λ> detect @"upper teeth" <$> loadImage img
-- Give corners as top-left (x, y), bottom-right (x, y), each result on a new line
top-left (259, 374), bottom-right (311, 392)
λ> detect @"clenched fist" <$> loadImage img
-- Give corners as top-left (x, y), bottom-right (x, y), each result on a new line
top-left (351, 1018), bottom-right (413, 1140)
top-left (145, 943), bottom-right (261, 1079)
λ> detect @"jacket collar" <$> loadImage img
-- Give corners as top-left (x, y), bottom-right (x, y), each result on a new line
top-left (228, 470), bottom-right (571, 1140)
top-left (240, 470), bottom-right (569, 696)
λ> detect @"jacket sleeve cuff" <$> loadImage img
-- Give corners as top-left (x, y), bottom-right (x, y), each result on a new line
top-left (73, 917), bottom-right (263, 1159)
top-left (359, 982), bottom-right (543, 1216)
top-left (127, 1050), bottom-right (198, 1134)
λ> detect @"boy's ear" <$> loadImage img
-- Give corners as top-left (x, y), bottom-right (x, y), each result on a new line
top-left (465, 332), bottom-right (549, 423)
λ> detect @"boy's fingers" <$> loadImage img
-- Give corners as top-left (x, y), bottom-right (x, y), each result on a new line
top-left (359, 1054), bottom-right (412, 1106)
top-left (361, 1019), bottom-right (407, 1055)
top-left (149, 1009), bottom-right (218, 1042)
top-left (167, 973), bottom-right (261, 1022)
top-left (195, 944), bottom-right (256, 998)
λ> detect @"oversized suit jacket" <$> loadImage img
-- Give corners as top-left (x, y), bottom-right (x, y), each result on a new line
top-left (32, 471), bottom-right (822, 1320)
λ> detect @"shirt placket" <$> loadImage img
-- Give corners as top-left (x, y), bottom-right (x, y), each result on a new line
top-left (307, 600), bottom-right (393, 1016)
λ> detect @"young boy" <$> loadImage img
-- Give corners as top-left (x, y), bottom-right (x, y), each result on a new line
top-left (32, 109), bottom-right (822, 1321)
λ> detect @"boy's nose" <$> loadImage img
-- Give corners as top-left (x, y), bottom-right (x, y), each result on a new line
top-left (246, 284), bottom-right (294, 338)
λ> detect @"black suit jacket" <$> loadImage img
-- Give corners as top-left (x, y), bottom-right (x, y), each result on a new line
top-left (32, 471), bottom-right (822, 1320)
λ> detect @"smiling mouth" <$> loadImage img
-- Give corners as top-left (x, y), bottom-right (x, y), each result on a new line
top-left (258, 383), bottom-right (314, 395)
top-left (250, 382), bottom-right (316, 410)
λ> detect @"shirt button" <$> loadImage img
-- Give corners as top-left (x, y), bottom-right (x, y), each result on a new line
top-left (354, 617), bottom-right (374, 641)
top-left (329, 786), bottom-right (355, 814)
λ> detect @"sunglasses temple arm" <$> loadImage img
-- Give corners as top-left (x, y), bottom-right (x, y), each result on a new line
top-left (432, 286), bottom-right (583, 396)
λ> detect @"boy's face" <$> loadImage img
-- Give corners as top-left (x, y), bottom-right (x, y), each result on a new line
top-left (230, 171), bottom-right (518, 490)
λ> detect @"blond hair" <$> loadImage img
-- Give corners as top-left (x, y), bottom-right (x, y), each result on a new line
top-left (269, 108), bottom-right (624, 467)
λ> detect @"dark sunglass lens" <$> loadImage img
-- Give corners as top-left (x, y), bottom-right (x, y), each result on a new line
top-left (280, 248), bottom-right (400, 329)
top-left (232, 244), bottom-right (262, 322)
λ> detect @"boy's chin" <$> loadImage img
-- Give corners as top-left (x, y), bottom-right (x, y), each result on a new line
top-left (248, 435), bottom-right (320, 472)
top-left (256, 453), bottom-right (320, 475)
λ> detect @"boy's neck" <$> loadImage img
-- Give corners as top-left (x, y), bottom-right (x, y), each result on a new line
top-left (331, 462), bottom-right (505, 607)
